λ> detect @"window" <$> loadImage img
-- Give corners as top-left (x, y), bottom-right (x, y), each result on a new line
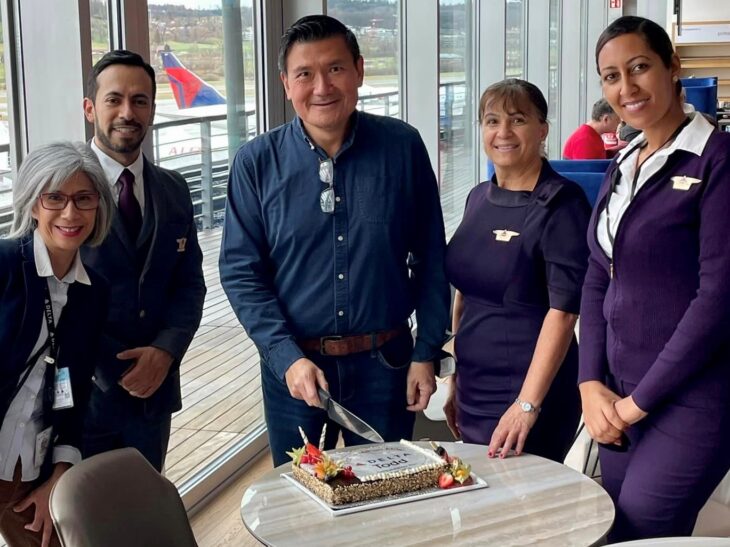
top-left (505, 0), bottom-right (524, 78)
top-left (547, 0), bottom-right (560, 158)
top-left (439, 0), bottom-right (476, 239)
top-left (328, 0), bottom-right (401, 119)
top-left (0, 7), bottom-right (14, 236)
top-left (149, 0), bottom-right (258, 230)
top-left (146, 0), bottom-right (264, 498)
top-left (90, 0), bottom-right (110, 65)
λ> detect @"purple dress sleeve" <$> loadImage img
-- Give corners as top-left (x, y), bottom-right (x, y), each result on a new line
top-left (540, 185), bottom-right (591, 314)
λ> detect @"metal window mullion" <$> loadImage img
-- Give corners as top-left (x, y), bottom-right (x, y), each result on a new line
top-left (1, 0), bottom-right (26, 164)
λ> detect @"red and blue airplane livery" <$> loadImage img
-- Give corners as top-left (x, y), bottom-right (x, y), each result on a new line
top-left (160, 47), bottom-right (226, 109)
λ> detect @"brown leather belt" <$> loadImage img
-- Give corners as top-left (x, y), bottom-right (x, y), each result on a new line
top-left (299, 326), bottom-right (407, 356)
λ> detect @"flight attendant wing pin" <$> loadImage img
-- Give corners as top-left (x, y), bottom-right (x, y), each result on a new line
top-left (493, 229), bottom-right (520, 242)
top-left (671, 175), bottom-right (702, 191)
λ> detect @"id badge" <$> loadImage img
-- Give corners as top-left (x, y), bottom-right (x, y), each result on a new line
top-left (53, 367), bottom-right (74, 410)
top-left (34, 426), bottom-right (52, 468)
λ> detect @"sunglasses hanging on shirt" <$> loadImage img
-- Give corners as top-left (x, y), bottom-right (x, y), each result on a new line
top-left (319, 158), bottom-right (335, 214)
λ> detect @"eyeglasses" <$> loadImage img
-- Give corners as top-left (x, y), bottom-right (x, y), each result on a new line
top-left (39, 192), bottom-right (100, 211)
top-left (319, 158), bottom-right (334, 214)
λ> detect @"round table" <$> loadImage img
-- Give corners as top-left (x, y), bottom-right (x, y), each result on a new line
top-left (241, 442), bottom-right (614, 546)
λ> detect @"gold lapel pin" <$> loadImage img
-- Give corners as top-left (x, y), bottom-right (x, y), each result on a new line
top-left (493, 229), bottom-right (520, 242)
top-left (671, 175), bottom-right (701, 191)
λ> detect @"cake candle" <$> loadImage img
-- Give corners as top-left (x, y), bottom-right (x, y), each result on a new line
top-left (298, 426), bottom-right (309, 446)
top-left (318, 423), bottom-right (327, 451)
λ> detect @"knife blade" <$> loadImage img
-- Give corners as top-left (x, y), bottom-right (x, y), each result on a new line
top-left (317, 387), bottom-right (385, 443)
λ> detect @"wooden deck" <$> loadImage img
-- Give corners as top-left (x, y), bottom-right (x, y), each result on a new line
top-left (166, 228), bottom-right (264, 487)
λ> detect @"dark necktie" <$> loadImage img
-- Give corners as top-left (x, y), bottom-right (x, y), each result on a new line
top-left (118, 168), bottom-right (142, 241)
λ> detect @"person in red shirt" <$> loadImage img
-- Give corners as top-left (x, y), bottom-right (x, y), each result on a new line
top-left (563, 98), bottom-right (620, 159)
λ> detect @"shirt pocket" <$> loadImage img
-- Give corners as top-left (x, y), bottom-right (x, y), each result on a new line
top-left (353, 176), bottom-right (397, 223)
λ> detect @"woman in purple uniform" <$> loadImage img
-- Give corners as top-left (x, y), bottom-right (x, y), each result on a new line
top-left (579, 16), bottom-right (730, 541)
top-left (444, 79), bottom-right (590, 462)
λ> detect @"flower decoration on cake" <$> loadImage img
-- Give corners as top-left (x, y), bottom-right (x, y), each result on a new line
top-left (449, 458), bottom-right (472, 484)
top-left (288, 424), bottom-right (357, 483)
top-left (286, 446), bottom-right (306, 465)
top-left (287, 443), bottom-right (324, 465)
top-left (313, 454), bottom-right (340, 481)
top-left (430, 441), bottom-right (473, 489)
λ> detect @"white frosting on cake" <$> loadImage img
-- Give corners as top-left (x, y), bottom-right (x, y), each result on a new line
top-left (301, 440), bottom-right (445, 482)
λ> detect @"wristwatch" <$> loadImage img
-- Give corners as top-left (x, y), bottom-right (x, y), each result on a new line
top-left (515, 398), bottom-right (540, 413)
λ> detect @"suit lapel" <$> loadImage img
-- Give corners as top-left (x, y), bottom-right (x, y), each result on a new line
top-left (110, 210), bottom-right (137, 258)
top-left (137, 172), bottom-right (155, 247)
top-left (140, 159), bottom-right (162, 278)
top-left (56, 282), bottom-right (87, 355)
top-left (17, 241), bottom-right (44, 373)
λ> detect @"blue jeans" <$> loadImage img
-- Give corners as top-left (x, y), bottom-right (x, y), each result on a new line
top-left (263, 332), bottom-right (416, 466)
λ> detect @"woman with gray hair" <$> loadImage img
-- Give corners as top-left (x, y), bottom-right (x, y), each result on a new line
top-left (0, 141), bottom-right (113, 547)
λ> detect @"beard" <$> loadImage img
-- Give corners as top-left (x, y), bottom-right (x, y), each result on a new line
top-left (95, 119), bottom-right (147, 155)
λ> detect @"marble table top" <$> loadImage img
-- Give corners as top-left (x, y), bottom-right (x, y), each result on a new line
top-left (241, 442), bottom-right (614, 546)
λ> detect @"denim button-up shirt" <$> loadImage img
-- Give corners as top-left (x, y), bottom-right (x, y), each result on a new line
top-left (220, 111), bottom-right (450, 380)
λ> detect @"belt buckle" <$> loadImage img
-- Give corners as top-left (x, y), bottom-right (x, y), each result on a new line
top-left (320, 335), bottom-right (343, 355)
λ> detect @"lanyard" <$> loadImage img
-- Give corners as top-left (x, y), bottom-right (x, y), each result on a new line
top-left (604, 116), bottom-right (691, 247)
top-left (4, 280), bottom-right (60, 413)
top-left (41, 280), bottom-right (61, 413)
top-left (41, 281), bottom-right (59, 363)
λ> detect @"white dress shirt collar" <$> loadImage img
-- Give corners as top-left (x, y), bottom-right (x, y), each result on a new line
top-left (90, 139), bottom-right (145, 184)
top-left (32, 229), bottom-right (91, 285)
top-left (90, 139), bottom-right (146, 215)
top-left (615, 111), bottom-right (714, 163)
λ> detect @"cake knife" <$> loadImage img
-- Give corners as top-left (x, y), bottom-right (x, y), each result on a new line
top-left (317, 388), bottom-right (385, 443)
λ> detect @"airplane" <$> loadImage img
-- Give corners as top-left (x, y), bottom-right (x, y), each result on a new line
top-left (160, 46), bottom-right (226, 110)
top-left (155, 47), bottom-right (231, 163)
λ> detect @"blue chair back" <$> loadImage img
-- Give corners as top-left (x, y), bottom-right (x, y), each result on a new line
top-left (484, 158), bottom-right (609, 206)
top-left (550, 159), bottom-right (612, 173)
top-left (558, 171), bottom-right (605, 207)
top-left (681, 77), bottom-right (718, 117)
top-left (486, 158), bottom-right (495, 180)
top-left (550, 159), bottom-right (610, 207)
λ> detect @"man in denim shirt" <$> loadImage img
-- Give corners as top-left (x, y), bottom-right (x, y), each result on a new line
top-left (220, 15), bottom-right (449, 465)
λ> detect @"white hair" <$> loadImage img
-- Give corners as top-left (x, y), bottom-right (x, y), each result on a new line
top-left (6, 141), bottom-right (114, 246)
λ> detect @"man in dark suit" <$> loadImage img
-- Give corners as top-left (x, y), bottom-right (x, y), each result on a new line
top-left (80, 50), bottom-right (206, 471)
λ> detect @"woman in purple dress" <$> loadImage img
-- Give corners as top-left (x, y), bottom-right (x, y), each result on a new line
top-left (443, 79), bottom-right (590, 462)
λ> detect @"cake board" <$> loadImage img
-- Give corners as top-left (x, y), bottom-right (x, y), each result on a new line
top-left (281, 472), bottom-right (489, 516)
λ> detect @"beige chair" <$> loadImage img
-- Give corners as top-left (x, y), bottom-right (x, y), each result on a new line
top-left (49, 448), bottom-right (198, 547)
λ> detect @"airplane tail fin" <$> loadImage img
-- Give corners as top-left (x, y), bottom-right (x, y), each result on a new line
top-left (160, 47), bottom-right (226, 109)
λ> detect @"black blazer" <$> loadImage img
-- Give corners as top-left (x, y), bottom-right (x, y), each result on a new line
top-left (80, 157), bottom-right (205, 417)
top-left (0, 237), bottom-right (108, 475)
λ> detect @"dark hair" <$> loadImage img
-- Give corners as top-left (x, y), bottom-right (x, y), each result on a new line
top-left (595, 16), bottom-right (681, 95)
top-left (86, 50), bottom-right (156, 102)
top-left (278, 15), bottom-right (360, 73)
top-left (591, 98), bottom-right (616, 121)
top-left (478, 78), bottom-right (548, 124)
